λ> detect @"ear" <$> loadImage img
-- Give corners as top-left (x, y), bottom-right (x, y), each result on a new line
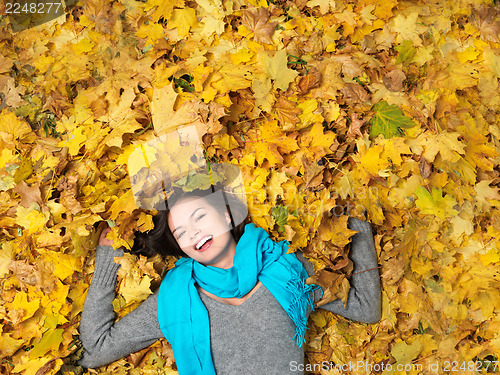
top-left (224, 211), bottom-right (232, 226)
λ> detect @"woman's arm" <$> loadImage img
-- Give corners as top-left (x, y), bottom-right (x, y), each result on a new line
top-left (297, 217), bottom-right (382, 324)
top-left (77, 244), bottom-right (164, 368)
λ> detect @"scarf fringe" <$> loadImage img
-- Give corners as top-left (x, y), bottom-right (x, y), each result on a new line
top-left (285, 275), bottom-right (322, 348)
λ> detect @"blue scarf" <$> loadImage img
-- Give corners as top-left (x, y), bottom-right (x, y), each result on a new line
top-left (157, 223), bottom-right (322, 375)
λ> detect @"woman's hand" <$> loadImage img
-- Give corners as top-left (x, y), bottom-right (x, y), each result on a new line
top-left (98, 227), bottom-right (114, 246)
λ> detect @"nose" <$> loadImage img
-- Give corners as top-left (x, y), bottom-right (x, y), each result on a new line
top-left (188, 225), bottom-right (200, 240)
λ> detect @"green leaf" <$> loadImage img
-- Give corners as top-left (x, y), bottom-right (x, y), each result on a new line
top-left (178, 170), bottom-right (224, 191)
top-left (30, 329), bottom-right (64, 359)
top-left (395, 40), bottom-right (416, 64)
top-left (271, 205), bottom-right (288, 233)
top-left (14, 155), bottom-right (33, 184)
top-left (415, 186), bottom-right (459, 220)
top-left (369, 101), bottom-right (416, 139)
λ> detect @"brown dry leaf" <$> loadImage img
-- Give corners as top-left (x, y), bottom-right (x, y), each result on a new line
top-left (381, 256), bottom-right (405, 285)
top-left (199, 101), bottom-right (226, 134)
top-left (0, 55), bottom-right (13, 73)
top-left (56, 175), bottom-right (84, 215)
top-left (83, 0), bottom-right (118, 34)
top-left (302, 155), bottom-right (325, 189)
top-left (13, 181), bottom-right (44, 208)
top-left (332, 54), bottom-right (363, 78)
top-left (273, 95), bottom-right (301, 128)
top-left (308, 270), bottom-right (350, 308)
top-left (297, 67), bottom-right (321, 94)
top-left (42, 90), bottom-right (72, 118)
top-left (469, 5), bottom-right (500, 43)
top-left (347, 113), bottom-right (365, 139)
top-left (8, 260), bottom-right (38, 286)
top-left (383, 69), bottom-right (406, 91)
top-left (0, 75), bottom-right (27, 108)
top-left (419, 157), bottom-right (432, 178)
top-left (340, 82), bottom-right (370, 104)
top-left (241, 8), bottom-right (277, 44)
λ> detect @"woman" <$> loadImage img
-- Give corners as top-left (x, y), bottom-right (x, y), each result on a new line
top-left (77, 187), bottom-right (382, 374)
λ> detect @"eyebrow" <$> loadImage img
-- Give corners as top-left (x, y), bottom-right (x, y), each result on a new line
top-left (172, 207), bottom-right (204, 235)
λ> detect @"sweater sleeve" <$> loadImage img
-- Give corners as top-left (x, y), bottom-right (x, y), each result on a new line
top-left (296, 217), bottom-right (382, 324)
top-left (77, 245), bottom-right (164, 369)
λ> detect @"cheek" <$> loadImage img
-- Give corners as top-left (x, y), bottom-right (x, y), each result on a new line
top-left (177, 237), bottom-right (190, 249)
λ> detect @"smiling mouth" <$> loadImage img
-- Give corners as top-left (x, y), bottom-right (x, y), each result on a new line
top-left (195, 235), bottom-right (213, 252)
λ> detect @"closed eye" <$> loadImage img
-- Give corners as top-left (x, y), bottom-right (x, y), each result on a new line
top-left (196, 214), bottom-right (205, 221)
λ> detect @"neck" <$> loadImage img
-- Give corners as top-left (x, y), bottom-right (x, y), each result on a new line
top-left (207, 238), bottom-right (237, 269)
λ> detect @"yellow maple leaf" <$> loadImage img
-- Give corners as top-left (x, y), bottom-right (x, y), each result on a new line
top-left (0, 148), bottom-right (14, 170)
top-left (214, 132), bottom-right (239, 150)
top-left (262, 49), bottom-right (299, 91)
top-left (457, 46), bottom-right (480, 63)
top-left (358, 143), bottom-right (391, 176)
top-left (391, 338), bottom-right (423, 365)
top-left (297, 99), bottom-right (324, 129)
top-left (109, 190), bottom-right (139, 220)
top-left (168, 8), bottom-right (198, 37)
top-left (211, 63), bottom-right (253, 94)
top-left (445, 62), bottom-right (480, 90)
top-left (449, 216), bottom-right (474, 246)
top-left (103, 118), bottom-right (143, 148)
top-left (249, 120), bottom-right (299, 166)
top-left (0, 242), bottom-right (13, 278)
top-left (299, 122), bottom-right (336, 155)
top-left (287, 216), bottom-right (309, 249)
top-left (32, 54), bottom-right (55, 74)
top-left (382, 137), bottom-right (412, 166)
top-left (143, 0), bottom-right (183, 23)
top-left (39, 249), bottom-right (82, 281)
top-left (150, 83), bottom-right (182, 134)
top-left (13, 357), bottom-right (63, 375)
top-left (72, 38), bottom-right (95, 54)
top-left (58, 126), bottom-right (87, 156)
top-left (0, 326), bottom-right (24, 357)
top-left (465, 141), bottom-right (498, 171)
top-left (373, 0), bottom-right (398, 19)
top-left (415, 186), bottom-right (458, 220)
top-left (119, 274), bottom-right (153, 304)
top-left (474, 180), bottom-right (500, 210)
top-left (231, 48), bottom-right (254, 65)
top-left (389, 12), bottom-right (424, 46)
top-left (0, 109), bottom-right (33, 143)
top-left (253, 73), bottom-right (274, 113)
top-left (419, 132), bottom-right (466, 163)
top-left (266, 170), bottom-right (288, 203)
top-left (153, 62), bottom-right (180, 87)
top-left (484, 48), bottom-right (500, 78)
top-left (16, 206), bottom-right (48, 235)
top-left (7, 292), bottom-right (40, 323)
top-left (306, 0), bottom-right (336, 15)
top-left (323, 215), bottom-right (358, 247)
top-left (191, 64), bottom-right (213, 91)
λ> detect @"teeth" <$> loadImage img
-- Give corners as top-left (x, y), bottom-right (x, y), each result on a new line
top-left (196, 235), bottom-right (213, 250)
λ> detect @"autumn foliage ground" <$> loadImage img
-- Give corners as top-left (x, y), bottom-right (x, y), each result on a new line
top-left (1, 0), bottom-right (500, 374)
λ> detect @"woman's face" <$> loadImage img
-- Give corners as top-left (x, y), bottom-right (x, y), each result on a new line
top-left (167, 195), bottom-right (237, 269)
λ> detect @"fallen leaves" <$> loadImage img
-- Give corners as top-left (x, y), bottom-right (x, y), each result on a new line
top-left (370, 100), bottom-right (416, 139)
top-left (241, 7), bottom-right (277, 45)
top-left (1, 0), bottom-right (500, 374)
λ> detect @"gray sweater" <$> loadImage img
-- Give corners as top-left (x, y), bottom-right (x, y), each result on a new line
top-left (77, 218), bottom-right (381, 373)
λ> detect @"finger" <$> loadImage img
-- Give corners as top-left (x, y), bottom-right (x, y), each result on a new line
top-left (96, 221), bottom-right (109, 233)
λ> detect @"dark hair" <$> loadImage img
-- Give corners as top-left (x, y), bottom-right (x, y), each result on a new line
top-left (130, 186), bottom-right (251, 258)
